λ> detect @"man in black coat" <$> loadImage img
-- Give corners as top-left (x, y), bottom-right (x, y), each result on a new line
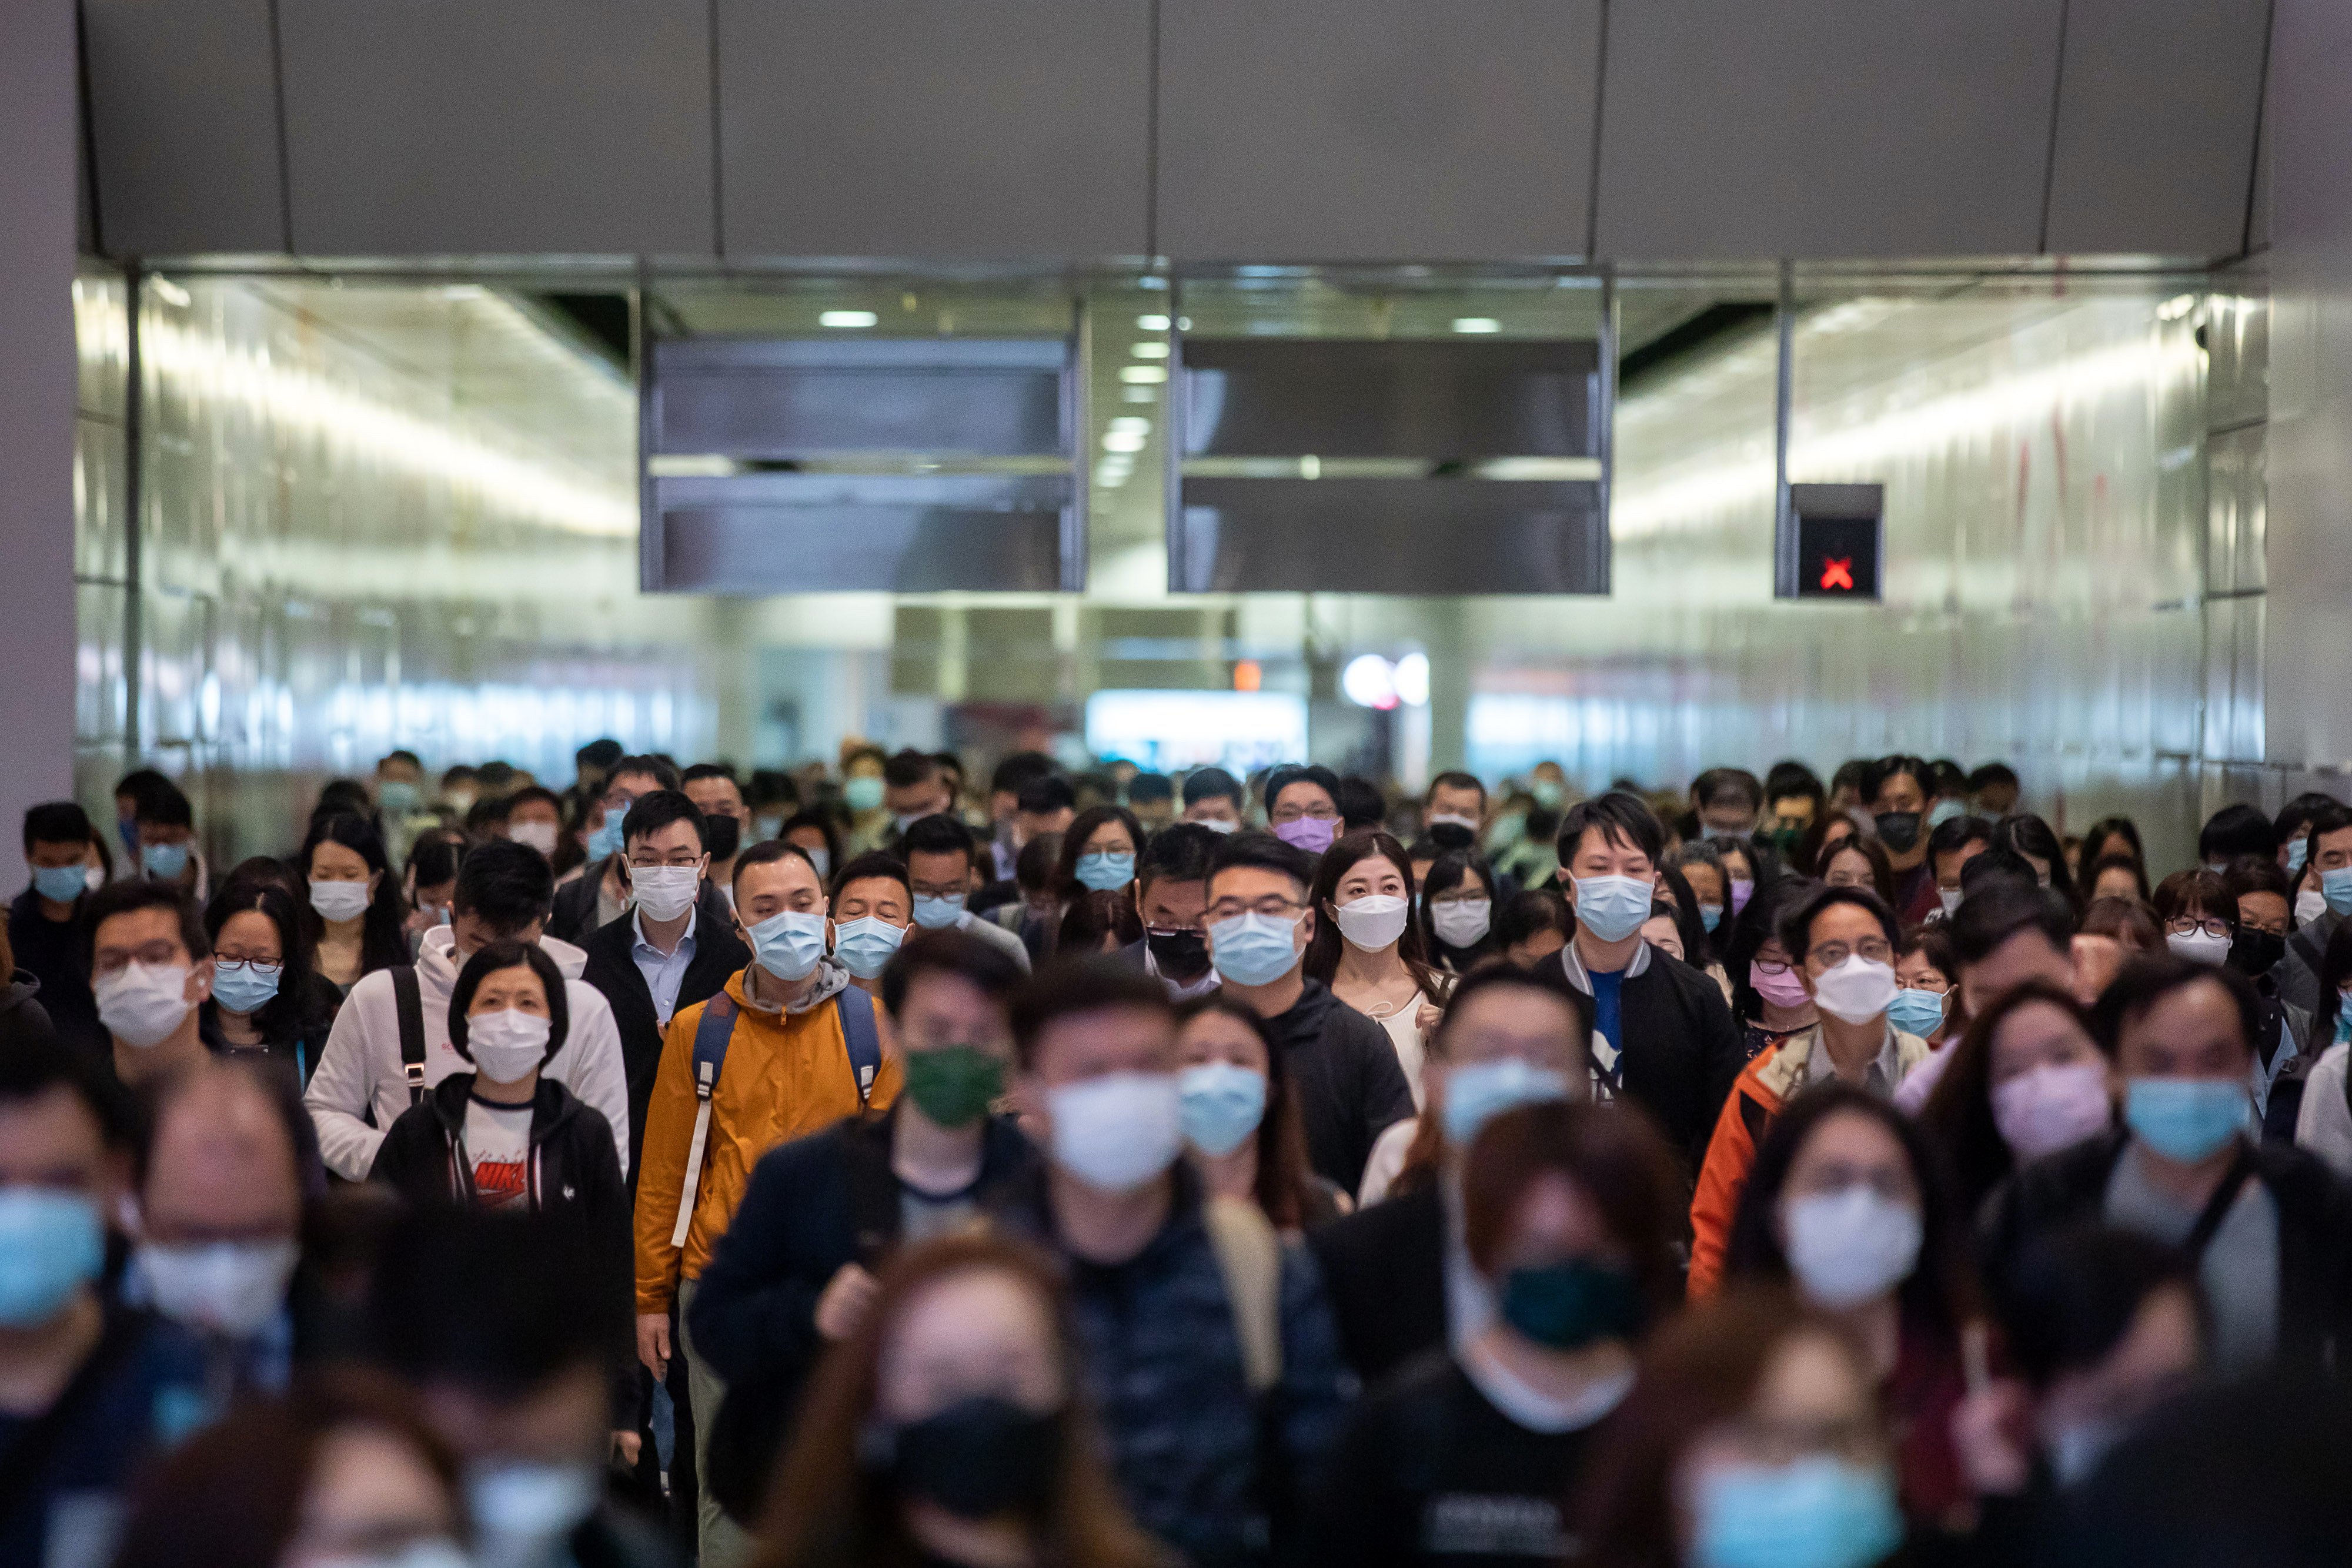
top-left (549, 754), bottom-right (681, 944)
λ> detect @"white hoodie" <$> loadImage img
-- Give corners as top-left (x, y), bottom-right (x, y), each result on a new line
top-left (303, 927), bottom-right (631, 1182)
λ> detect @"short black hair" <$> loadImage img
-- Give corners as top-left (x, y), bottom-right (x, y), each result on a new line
top-left (1861, 754), bottom-right (1931, 806)
top-left (447, 939), bottom-right (569, 1063)
top-left (610, 754), bottom-right (682, 793)
top-left (1556, 791), bottom-right (1664, 866)
top-left (1425, 770), bottom-right (1487, 809)
top-left (831, 850), bottom-right (911, 903)
top-left (24, 801), bottom-right (92, 854)
top-left (1763, 761), bottom-right (1823, 807)
top-left (367, 1209), bottom-right (628, 1398)
top-left (681, 762), bottom-right (737, 788)
top-left (2087, 952), bottom-right (2262, 1064)
top-left (1948, 881), bottom-right (2073, 968)
top-left (1014, 833), bottom-right (1062, 892)
top-left (2275, 791), bottom-right (2341, 850)
top-left (1016, 774), bottom-right (1077, 817)
top-left (1010, 955), bottom-right (1171, 1067)
top-left (620, 788), bottom-right (707, 854)
top-left (1967, 762), bottom-right (2020, 793)
top-left (1335, 775), bottom-right (1386, 831)
top-left (1776, 884), bottom-right (1899, 961)
top-left (405, 831), bottom-right (468, 892)
top-left (1126, 772), bottom-right (1173, 805)
top-left (504, 784), bottom-right (563, 820)
top-left (2199, 803), bottom-right (2277, 865)
top-left (732, 837), bottom-right (823, 894)
top-left (1494, 887), bottom-right (1572, 949)
top-left (1137, 821), bottom-right (1220, 891)
top-left (882, 748), bottom-right (941, 790)
top-left (1429, 962), bottom-right (1591, 1072)
top-left (134, 778), bottom-right (195, 830)
top-left (989, 751), bottom-right (1058, 799)
top-left (1693, 768), bottom-right (1762, 813)
top-left (2224, 855), bottom-right (2293, 905)
top-left (380, 748), bottom-right (423, 771)
top-left (576, 738), bottom-right (625, 770)
top-left (1927, 814), bottom-right (1994, 861)
top-left (2300, 800), bottom-right (2352, 864)
top-left (1183, 767), bottom-right (1244, 810)
top-left (1927, 759), bottom-right (1969, 797)
top-left (1959, 845), bottom-right (2040, 895)
top-left (0, 1031), bottom-right (132, 1147)
top-left (1262, 764), bottom-right (1341, 816)
top-left (880, 926), bottom-right (1027, 1015)
top-left (450, 838), bottom-right (556, 935)
top-left (901, 813), bottom-right (980, 871)
top-left (1206, 830), bottom-right (1315, 900)
top-left (83, 878), bottom-right (208, 969)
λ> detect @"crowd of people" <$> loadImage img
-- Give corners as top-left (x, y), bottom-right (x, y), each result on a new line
top-left (7, 740), bottom-right (2352, 1568)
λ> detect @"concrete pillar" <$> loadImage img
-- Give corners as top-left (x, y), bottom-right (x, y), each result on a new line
top-left (0, 0), bottom-right (79, 892)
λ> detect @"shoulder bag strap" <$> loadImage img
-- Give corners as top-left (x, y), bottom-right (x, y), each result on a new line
top-left (670, 993), bottom-right (739, 1249)
top-left (836, 985), bottom-right (881, 1104)
top-left (2183, 1144), bottom-right (2259, 1262)
top-left (391, 966), bottom-right (427, 1105)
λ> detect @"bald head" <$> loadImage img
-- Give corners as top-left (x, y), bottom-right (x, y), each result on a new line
top-left (139, 1063), bottom-right (303, 1245)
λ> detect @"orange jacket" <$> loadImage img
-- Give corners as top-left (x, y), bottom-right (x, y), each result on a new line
top-left (633, 967), bottom-right (901, 1313)
top-left (1686, 1024), bottom-right (1932, 1300)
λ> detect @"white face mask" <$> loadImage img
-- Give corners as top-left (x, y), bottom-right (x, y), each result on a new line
top-left (629, 864), bottom-right (701, 923)
top-left (134, 1238), bottom-right (300, 1338)
top-left (2166, 929), bottom-right (2231, 965)
top-left (1431, 898), bottom-right (1493, 947)
top-left (1782, 1185), bottom-right (1922, 1309)
top-left (1938, 888), bottom-right (1963, 916)
top-left (1334, 894), bottom-right (1410, 952)
top-left (467, 1009), bottom-right (553, 1084)
top-left (1811, 954), bottom-right (1898, 1026)
top-left (2296, 888), bottom-right (2328, 927)
top-left (467, 1460), bottom-right (600, 1568)
top-left (1425, 811), bottom-right (1480, 833)
top-left (309, 879), bottom-right (372, 924)
top-left (508, 820), bottom-right (560, 857)
top-left (1046, 1072), bottom-right (1184, 1192)
top-left (96, 961), bottom-right (197, 1048)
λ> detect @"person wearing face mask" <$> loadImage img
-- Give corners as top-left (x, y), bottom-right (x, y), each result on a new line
top-left (838, 744), bottom-right (893, 855)
top-left (580, 792), bottom-right (751, 1179)
top-left (549, 755), bottom-right (684, 945)
top-left (1048, 804), bottom-right (1146, 920)
top-left (635, 838), bottom-right (901, 1568)
top-left (2274, 801), bottom-right (2352, 1016)
top-left (1666, 841), bottom-right (1732, 958)
top-left (305, 841), bottom-right (631, 1185)
top-left (1889, 925), bottom-right (1962, 1065)
top-left (1182, 765), bottom-right (1248, 833)
top-left (83, 879), bottom-right (218, 1089)
top-left (1200, 833), bottom-right (1415, 1193)
top-left (681, 763), bottom-right (749, 899)
top-left (1008, 957), bottom-right (1351, 1568)
top-left (828, 852), bottom-right (916, 997)
top-left (373, 748), bottom-right (434, 862)
top-left (1174, 994), bottom-right (1341, 1231)
top-left (757, 1233), bottom-right (1162, 1568)
top-left (1914, 981), bottom-right (2110, 1216)
top-left (1689, 887), bottom-right (1934, 1300)
top-left (132, 776), bottom-right (209, 904)
top-left (900, 813), bottom-right (1033, 974)
top-left (1688, 768), bottom-right (1764, 841)
top-left (875, 749), bottom-right (956, 848)
top-left (1723, 877), bottom-right (1819, 1065)
top-left (1722, 1085), bottom-right (1984, 1527)
top-left (399, 831), bottom-right (467, 954)
top-left (13, 801), bottom-right (106, 1055)
top-left (1984, 955), bottom-right (2352, 1378)
top-left (1314, 966), bottom-right (1592, 1378)
top-left (2151, 868), bottom-right (2310, 1124)
top-left (1119, 822), bottom-right (1220, 999)
top-left (1855, 755), bottom-right (1938, 924)
top-left (1579, 1289), bottom-right (1906, 1568)
top-left (1552, 794), bottom-right (1743, 1177)
top-left (1418, 850), bottom-right (1501, 974)
top-left (500, 784), bottom-right (569, 870)
top-left (1309, 1100), bottom-right (1681, 1568)
top-left (1263, 763), bottom-right (1345, 860)
top-left (1420, 771), bottom-right (1488, 857)
top-left (299, 813), bottom-right (410, 1000)
top-left (2288, 922), bottom-right (2352, 1174)
top-left (1304, 831), bottom-right (1451, 1106)
top-left (685, 930), bottom-right (1037, 1526)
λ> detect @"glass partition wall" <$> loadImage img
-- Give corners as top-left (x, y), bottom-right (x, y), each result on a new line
top-left (73, 259), bottom-right (2260, 867)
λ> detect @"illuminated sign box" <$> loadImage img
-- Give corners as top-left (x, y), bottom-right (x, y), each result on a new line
top-left (1778, 483), bottom-right (1883, 602)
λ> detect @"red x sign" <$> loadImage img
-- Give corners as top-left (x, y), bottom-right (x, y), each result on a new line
top-left (1819, 557), bottom-right (1855, 591)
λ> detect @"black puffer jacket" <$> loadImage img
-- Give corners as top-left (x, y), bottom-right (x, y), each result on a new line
top-left (0, 968), bottom-right (56, 1055)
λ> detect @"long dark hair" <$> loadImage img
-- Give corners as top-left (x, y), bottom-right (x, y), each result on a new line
top-left (1417, 848), bottom-right (1499, 972)
top-left (1818, 832), bottom-right (1896, 907)
top-left (203, 873), bottom-right (327, 1048)
top-left (1048, 805), bottom-right (1144, 904)
top-left (298, 813), bottom-right (410, 977)
top-left (1723, 1083), bottom-right (1981, 1341)
top-left (1176, 993), bottom-right (1319, 1229)
top-left (1723, 874), bottom-right (1813, 1027)
top-left (1303, 830), bottom-right (1445, 998)
top-left (1793, 807), bottom-right (1867, 878)
top-left (1652, 862), bottom-right (1712, 971)
top-left (1917, 980), bottom-right (2103, 1216)
top-left (1994, 811), bottom-right (2079, 911)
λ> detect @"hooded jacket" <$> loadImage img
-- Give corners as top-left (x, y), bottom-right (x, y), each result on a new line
top-left (302, 926), bottom-right (631, 1182)
top-left (0, 968), bottom-right (56, 1054)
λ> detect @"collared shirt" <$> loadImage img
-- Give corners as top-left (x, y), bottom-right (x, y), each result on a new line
top-left (1803, 1021), bottom-right (1906, 1097)
top-left (632, 906), bottom-right (697, 1028)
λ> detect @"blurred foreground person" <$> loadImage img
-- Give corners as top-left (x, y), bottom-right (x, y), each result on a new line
top-left (109, 1372), bottom-right (466, 1568)
top-left (1915, 982), bottom-right (2112, 1218)
top-left (1579, 1290), bottom-right (1904, 1568)
top-left (1309, 1100), bottom-right (1682, 1568)
top-left (751, 1234), bottom-right (1162, 1568)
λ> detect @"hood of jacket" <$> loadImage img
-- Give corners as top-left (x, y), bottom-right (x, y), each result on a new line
top-left (416, 926), bottom-right (590, 1005)
top-left (1, 970), bottom-right (41, 1018)
top-left (734, 955), bottom-right (853, 1016)
top-left (426, 1069), bottom-right (584, 1148)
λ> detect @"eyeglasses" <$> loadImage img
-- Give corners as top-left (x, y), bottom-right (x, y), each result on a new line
top-left (1808, 937), bottom-right (1894, 968)
top-left (92, 940), bottom-right (188, 978)
top-left (2166, 917), bottom-right (2232, 940)
top-left (1267, 802), bottom-right (1338, 824)
top-left (214, 958), bottom-right (285, 978)
top-left (1206, 897), bottom-right (1306, 923)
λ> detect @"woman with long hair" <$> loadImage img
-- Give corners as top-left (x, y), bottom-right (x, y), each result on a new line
top-left (1048, 804), bottom-right (1145, 909)
top-left (753, 1233), bottom-right (1162, 1568)
top-left (299, 812), bottom-right (410, 996)
top-left (1175, 993), bottom-right (1339, 1230)
top-left (1305, 831), bottom-right (1451, 1104)
top-left (1915, 980), bottom-right (2112, 1217)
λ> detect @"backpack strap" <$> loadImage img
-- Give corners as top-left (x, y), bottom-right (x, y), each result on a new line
top-left (670, 994), bottom-right (740, 1249)
top-left (1201, 1195), bottom-right (1284, 1395)
top-left (837, 985), bottom-right (881, 1105)
top-left (391, 967), bottom-right (427, 1105)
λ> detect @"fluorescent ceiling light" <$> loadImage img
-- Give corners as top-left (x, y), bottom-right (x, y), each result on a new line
top-left (1120, 365), bottom-right (1168, 385)
top-left (1452, 317), bottom-right (1501, 335)
top-left (1130, 342), bottom-right (1170, 359)
top-left (819, 310), bottom-right (878, 329)
top-left (1136, 314), bottom-right (1171, 331)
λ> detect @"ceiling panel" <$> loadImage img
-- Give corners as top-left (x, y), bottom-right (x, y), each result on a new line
top-left (2044, 0), bottom-right (2270, 257)
top-left (1157, 0), bottom-right (1601, 262)
top-left (276, 0), bottom-right (714, 256)
top-left (84, 0), bottom-right (285, 256)
top-left (717, 0), bottom-right (1151, 259)
top-left (1594, 0), bottom-right (2064, 259)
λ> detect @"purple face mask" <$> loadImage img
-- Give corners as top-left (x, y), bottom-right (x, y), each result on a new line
top-left (1728, 876), bottom-right (1756, 914)
top-left (1749, 960), bottom-right (1813, 1011)
top-left (1273, 817), bottom-right (1337, 854)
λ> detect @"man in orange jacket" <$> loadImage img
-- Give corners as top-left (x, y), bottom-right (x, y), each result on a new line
top-left (633, 838), bottom-right (901, 1568)
top-left (1688, 884), bottom-right (1932, 1297)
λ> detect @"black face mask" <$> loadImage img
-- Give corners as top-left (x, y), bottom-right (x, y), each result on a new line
top-left (1875, 811), bottom-right (1923, 853)
top-left (704, 814), bottom-right (741, 861)
top-left (1147, 927), bottom-right (1211, 980)
top-left (2230, 927), bottom-right (2286, 979)
top-left (1424, 821), bottom-right (1475, 854)
top-left (872, 1396), bottom-right (1063, 1520)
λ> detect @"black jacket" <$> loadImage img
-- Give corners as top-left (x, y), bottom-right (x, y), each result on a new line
top-left (195, 972), bottom-right (340, 1091)
top-left (548, 856), bottom-right (620, 946)
top-left (0, 969), bottom-right (56, 1056)
top-left (1558, 941), bottom-right (1745, 1174)
top-left (1979, 1129), bottom-right (2352, 1377)
top-left (8, 888), bottom-right (99, 1054)
top-left (579, 907), bottom-right (750, 1178)
top-left (1306, 1179), bottom-right (1447, 1386)
top-left (1265, 979), bottom-right (1419, 1193)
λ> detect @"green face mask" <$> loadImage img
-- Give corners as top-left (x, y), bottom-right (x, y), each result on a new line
top-left (903, 1044), bottom-right (1007, 1129)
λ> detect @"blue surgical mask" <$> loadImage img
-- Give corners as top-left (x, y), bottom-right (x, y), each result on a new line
top-left (2323, 865), bottom-right (2352, 918)
top-left (748, 908), bottom-right (827, 982)
top-left (1208, 910), bottom-right (1304, 988)
top-left (1887, 987), bottom-right (1948, 1039)
top-left (2125, 1076), bottom-right (2248, 1164)
top-left (832, 915), bottom-right (906, 979)
top-left (1928, 797), bottom-right (1966, 827)
top-left (379, 780), bottom-right (422, 815)
top-left (0, 1188), bottom-right (105, 1328)
top-left (1531, 781), bottom-right (1566, 809)
top-left (1692, 1454), bottom-right (1903, 1568)
top-left (1075, 851), bottom-right (1135, 892)
top-left (211, 961), bottom-right (282, 1016)
top-left (913, 893), bottom-right (967, 930)
top-left (1178, 1062), bottom-right (1267, 1156)
top-left (2286, 838), bottom-right (2308, 876)
top-left (844, 775), bottom-right (886, 814)
top-left (587, 802), bottom-right (629, 862)
top-left (1442, 1057), bottom-right (1570, 1147)
top-left (1698, 901), bottom-right (1724, 934)
top-left (1571, 874), bottom-right (1652, 944)
top-left (142, 841), bottom-right (190, 881)
top-left (32, 864), bottom-right (87, 904)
